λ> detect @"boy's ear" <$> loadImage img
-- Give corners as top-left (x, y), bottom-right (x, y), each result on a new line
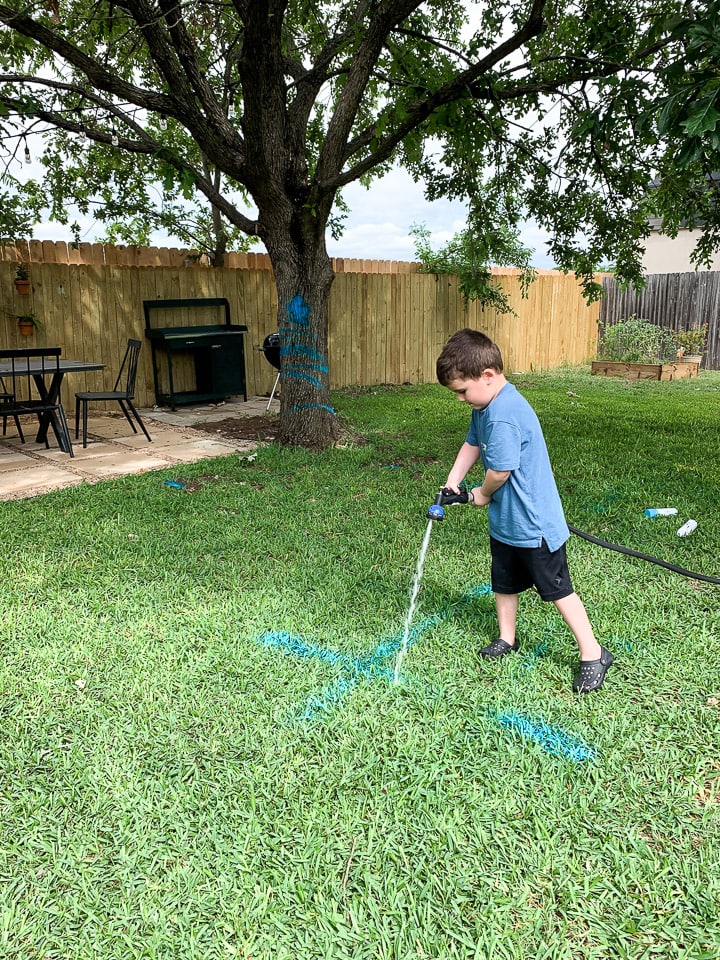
top-left (481, 367), bottom-right (496, 381)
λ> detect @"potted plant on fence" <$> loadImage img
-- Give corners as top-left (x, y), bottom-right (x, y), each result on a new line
top-left (673, 324), bottom-right (708, 364)
top-left (14, 262), bottom-right (30, 294)
top-left (16, 312), bottom-right (41, 336)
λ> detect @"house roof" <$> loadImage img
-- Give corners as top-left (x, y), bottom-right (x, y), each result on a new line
top-left (647, 173), bottom-right (720, 232)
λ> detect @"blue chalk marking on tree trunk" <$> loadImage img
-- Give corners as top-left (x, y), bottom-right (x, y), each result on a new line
top-left (288, 403), bottom-right (336, 415)
top-left (279, 294), bottom-right (334, 400)
top-left (287, 295), bottom-right (310, 326)
top-left (283, 369), bottom-right (324, 388)
top-left (495, 711), bottom-right (596, 762)
top-left (280, 343), bottom-right (327, 364)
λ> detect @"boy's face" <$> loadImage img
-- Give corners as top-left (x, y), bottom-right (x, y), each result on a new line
top-left (445, 372), bottom-right (498, 410)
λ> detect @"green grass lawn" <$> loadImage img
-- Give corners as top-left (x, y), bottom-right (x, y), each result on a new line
top-left (1, 367), bottom-right (719, 959)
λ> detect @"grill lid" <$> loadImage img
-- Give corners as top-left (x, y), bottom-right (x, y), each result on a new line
top-left (262, 333), bottom-right (281, 370)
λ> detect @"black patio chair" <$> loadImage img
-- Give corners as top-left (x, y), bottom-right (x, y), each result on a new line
top-left (0, 347), bottom-right (73, 454)
top-left (74, 338), bottom-right (152, 448)
top-left (0, 374), bottom-right (25, 441)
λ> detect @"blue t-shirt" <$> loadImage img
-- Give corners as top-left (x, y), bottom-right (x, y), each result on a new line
top-left (466, 382), bottom-right (569, 552)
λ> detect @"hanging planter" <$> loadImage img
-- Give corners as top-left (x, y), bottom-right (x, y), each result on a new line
top-left (17, 313), bottom-right (39, 336)
top-left (14, 262), bottom-right (31, 294)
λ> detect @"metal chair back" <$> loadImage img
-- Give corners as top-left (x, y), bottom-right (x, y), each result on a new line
top-left (74, 339), bottom-right (151, 448)
top-left (113, 339), bottom-right (142, 398)
top-left (0, 347), bottom-right (71, 453)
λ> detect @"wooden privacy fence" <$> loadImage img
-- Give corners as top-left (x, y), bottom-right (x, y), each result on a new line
top-left (600, 272), bottom-right (720, 369)
top-left (1, 239), bottom-right (421, 273)
top-left (0, 257), bottom-right (601, 411)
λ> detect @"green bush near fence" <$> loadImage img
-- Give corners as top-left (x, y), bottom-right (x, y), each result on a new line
top-left (599, 315), bottom-right (678, 363)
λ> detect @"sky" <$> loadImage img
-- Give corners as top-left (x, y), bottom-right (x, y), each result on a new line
top-left (324, 167), bottom-right (556, 268)
top-left (30, 161), bottom-right (557, 269)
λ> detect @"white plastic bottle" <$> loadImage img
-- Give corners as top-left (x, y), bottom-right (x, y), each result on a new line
top-left (644, 508), bottom-right (678, 517)
top-left (677, 520), bottom-right (698, 537)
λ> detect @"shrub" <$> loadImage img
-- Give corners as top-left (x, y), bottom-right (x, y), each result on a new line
top-left (599, 316), bottom-right (677, 363)
top-left (673, 323), bottom-right (708, 356)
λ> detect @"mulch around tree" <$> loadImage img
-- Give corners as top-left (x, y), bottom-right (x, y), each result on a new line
top-left (191, 415), bottom-right (280, 442)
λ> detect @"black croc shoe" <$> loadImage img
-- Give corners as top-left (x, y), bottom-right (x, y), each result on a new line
top-left (573, 646), bottom-right (614, 693)
top-left (480, 638), bottom-right (518, 659)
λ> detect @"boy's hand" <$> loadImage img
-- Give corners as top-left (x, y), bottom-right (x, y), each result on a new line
top-left (438, 486), bottom-right (469, 506)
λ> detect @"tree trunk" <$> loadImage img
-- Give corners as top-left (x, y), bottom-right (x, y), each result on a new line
top-left (266, 239), bottom-right (342, 450)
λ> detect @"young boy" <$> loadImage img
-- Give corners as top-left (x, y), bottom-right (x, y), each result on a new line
top-left (436, 327), bottom-right (613, 693)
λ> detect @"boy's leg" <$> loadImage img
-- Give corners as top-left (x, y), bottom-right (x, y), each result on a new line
top-left (553, 593), bottom-right (601, 660)
top-left (483, 537), bottom-right (527, 657)
top-left (479, 592), bottom-right (518, 658)
top-left (496, 592), bottom-right (519, 647)
top-left (554, 592), bottom-right (613, 693)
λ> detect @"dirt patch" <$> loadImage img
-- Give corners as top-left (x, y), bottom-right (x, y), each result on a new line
top-left (192, 415), bottom-right (279, 442)
top-left (192, 413), bottom-right (370, 449)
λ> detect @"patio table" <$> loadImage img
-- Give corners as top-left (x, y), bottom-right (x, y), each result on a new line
top-left (0, 354), bottom-right (104, 457)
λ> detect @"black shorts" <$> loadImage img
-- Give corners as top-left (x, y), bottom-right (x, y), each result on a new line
top-left (490, 536), bottom-right (574, 601)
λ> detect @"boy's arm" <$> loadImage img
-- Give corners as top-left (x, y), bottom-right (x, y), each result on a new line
top-left (445, 444), bottom-right (511, 507)
top-left (445, 442), bottom-right (481, 490)
top-left (471, 468), bottom-right (511, 506)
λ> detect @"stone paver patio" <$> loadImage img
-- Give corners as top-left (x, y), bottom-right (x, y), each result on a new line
top-left (0, 395), bottom-right (276, 501)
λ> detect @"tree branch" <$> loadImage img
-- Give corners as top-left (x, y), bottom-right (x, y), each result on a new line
top-left (0, 2), bottom-right (176, 115)
top-left (325, 0), bottom-right (548, 189)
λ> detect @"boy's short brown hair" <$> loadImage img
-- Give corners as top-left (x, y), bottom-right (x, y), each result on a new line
top-left (436, 328), bottom-right (504, 385)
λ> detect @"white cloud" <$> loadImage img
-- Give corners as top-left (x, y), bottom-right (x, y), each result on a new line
top-left (327, 166), bottom-right (555, 268)
top-left (327, 168), bottom-right (467, 261)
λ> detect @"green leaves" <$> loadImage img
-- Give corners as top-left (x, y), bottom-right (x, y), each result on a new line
top-left (681, 100), bottom-right (720, 137)
top-left (411, 211), bottom-right (536, 314)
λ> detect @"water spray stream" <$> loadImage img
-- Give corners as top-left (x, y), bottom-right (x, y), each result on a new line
top-left (393, 518), bottom-right (435, 684)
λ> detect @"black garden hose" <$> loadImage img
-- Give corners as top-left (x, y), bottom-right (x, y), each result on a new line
top-left (568, 524), bottom-right (720, 585)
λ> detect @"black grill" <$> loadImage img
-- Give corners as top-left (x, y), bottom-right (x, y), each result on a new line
top-left (262, 333), bottom-right (281, 409)
top-left (262, 333), bottom-right (281, 371)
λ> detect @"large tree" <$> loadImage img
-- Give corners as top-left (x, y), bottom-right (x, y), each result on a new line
top-left (0, 0), bottom-right (710, 447)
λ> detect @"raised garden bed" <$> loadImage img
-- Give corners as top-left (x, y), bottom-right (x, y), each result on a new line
top-left (590, 360), bottom-right (699, 381)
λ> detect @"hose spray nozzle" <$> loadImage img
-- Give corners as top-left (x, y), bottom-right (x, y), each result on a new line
top-left (427, 493), bottom-right (445, 521)
top-left (427, 486), bottom-right (469, 520)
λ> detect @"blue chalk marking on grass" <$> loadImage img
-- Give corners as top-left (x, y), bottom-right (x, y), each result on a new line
top-left (259, 631), bottom-right (354, 669)
top-left (296, 674), bottom-right (362, 722)
top-left (592, 493), bottom-right (619, 514)
top-left (495, 711), bottom-right (596, 762)
top-left (257, 583), bottom-right (596, 761)
top-left (522, 640), bottom-right (549, 671)
top-left (257, 584), bottom-right (493, 722)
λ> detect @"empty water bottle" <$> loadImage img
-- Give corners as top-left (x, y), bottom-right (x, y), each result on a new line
top-left (644, 508), bottom-right (678, 518)
top-left (677, 519), bottom-right (698, 537)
